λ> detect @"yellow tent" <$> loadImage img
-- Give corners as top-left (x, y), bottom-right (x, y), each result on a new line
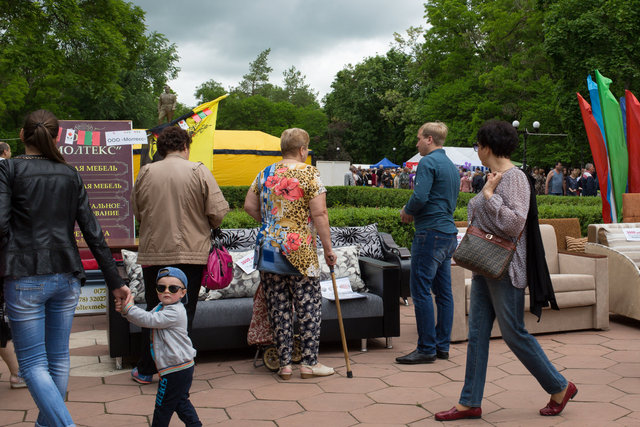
top-left (132, 130), bottom-right (311, 185)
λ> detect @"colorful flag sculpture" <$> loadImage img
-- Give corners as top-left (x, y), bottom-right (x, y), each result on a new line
top-left (626, 90), bottom-right (640, 193)
top-left (147, 95), bottom-right (228, 171)
top-left (585, 74), bottom-right (616, 222)
top-left (587, 75), bottom-right (607, 143)
top-left (577, 93), bottom-right (614, 223)
top-left (186, 96), bottom-right (228, 170)
top-left (595, 70), bottom-right (628, 223)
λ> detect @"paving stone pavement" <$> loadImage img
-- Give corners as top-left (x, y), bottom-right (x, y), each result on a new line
top-left (0, 304), bottom-right (639, 426)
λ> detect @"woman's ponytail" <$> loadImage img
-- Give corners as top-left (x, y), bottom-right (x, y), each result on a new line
top-left (22, 110), bottom-right (66, 164)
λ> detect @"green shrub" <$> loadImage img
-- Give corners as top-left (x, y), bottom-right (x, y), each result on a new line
top-left (220, 185), bottom-right (603, 211)
top-left (537, 204), bottom-right (602, 235)
top-left (220, 207), bottom-right (415, 248)
top-left (221, 209), bottom-right (259, 229)
top-left (218, 186), bottom-right (604, 243)
top-left (328, 207), bottom-right (415, 248)
top-left (220, 186), bottom-right (250, 209)
top-left (536, 195), bottom-right (602, 206)
top-left (325, 186), bottom-right (412, 208)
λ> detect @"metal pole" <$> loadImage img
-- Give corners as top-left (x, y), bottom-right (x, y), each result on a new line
top-left (523, 131), bottom-right (528, 172)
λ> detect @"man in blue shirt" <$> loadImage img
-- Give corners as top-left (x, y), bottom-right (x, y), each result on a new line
top-left (397, 121), bottom-right (460, 364)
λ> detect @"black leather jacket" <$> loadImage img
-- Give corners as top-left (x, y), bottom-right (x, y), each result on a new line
top-left (0, 156), bottom-right (122, 291)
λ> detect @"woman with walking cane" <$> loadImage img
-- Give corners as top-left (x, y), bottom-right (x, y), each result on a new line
top-left (244, 128), bottom-right (336, 380)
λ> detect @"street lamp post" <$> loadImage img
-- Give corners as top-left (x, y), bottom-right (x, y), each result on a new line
top-left (392, 147), bottom-right (396, 164)
top-left (512, 120), bottom-right (540, 172)
top-left (512, 120), bottom-right (568, 172)
top-left (336, 146), bottom-right (340, 160)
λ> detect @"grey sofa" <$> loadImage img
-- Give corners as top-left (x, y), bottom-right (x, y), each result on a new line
top-left (106, 225), bottom-right (405, 361)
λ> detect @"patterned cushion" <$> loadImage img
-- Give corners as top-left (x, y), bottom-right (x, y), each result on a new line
top-left (121, 249), bottom-right (146, 303)
top-left (205, 250), bottom-right (260, 300)
top-left (317, 245), bottom-right (367, 292)
top-left (319, 224), bottom-right (383, 260)
top-left (220, 228), bottom-right (259, 251)
top-left (565, 236), bottom-right (587, 253)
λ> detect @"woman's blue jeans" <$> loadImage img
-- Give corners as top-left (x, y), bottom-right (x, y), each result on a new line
top-left (459, 274), bottom-right (567, 407)
top-left (4, 273), bottom-right (80, 427)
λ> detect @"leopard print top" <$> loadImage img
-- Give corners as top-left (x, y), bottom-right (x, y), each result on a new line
top-left (250, 162), bottom-right (326, 277)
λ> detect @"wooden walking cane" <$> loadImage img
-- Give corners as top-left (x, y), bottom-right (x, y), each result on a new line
top-left (330, 265), bottom-right (353, 378)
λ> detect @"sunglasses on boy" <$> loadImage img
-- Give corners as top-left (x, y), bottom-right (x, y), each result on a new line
top-left (156, 284), bottom-right (185, 294)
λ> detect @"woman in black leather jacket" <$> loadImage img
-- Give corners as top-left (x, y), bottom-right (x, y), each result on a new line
top-left (0, 110), bottom-right (130, 427)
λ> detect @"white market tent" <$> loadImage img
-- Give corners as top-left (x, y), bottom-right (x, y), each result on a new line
top-left (405, 146), bottom-right (487, 171)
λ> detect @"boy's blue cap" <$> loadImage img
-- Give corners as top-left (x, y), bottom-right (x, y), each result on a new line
top-left (157, 267), bottom-right (188, 287)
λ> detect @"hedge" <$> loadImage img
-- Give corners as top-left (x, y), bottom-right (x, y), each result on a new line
top-left (221, 202), bottom-right (602, 249)
top-left (219, 186), bottom-right (603, 247)
top-left (221, 207), bottom-right (415, 249)
top-left (220, 185), bottom-right (602, 210)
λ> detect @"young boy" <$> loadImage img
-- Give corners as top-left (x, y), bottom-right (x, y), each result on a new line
top-left (116, 267), bottom-right (201, 427)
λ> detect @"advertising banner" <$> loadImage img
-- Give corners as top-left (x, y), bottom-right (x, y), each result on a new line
top-left (57, 120), bottom-right (135, 246)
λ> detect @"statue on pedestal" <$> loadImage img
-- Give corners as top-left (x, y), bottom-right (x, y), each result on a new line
top-left (158, 85), bottom-right (177, 124)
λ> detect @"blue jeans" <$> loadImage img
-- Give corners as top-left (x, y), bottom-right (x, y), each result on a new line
top-left (410, 229), bottom-right (457, 354)
top-left (459, 274), bottom-right (567, 407)
top-left (4, 273), bottom-right (80, 427)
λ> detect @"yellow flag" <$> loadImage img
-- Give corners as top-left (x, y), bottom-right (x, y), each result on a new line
top-left (186, 95), bottom-right (228, 170)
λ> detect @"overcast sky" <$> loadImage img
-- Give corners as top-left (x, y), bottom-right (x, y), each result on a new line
top-left (130, 0), bottom-right (426, 107)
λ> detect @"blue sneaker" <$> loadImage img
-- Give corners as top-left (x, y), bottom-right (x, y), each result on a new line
top-left (131, 367), bottom-right (152, 384)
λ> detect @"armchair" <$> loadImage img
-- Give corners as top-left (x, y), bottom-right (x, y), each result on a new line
top-left (451, 224), bottom-right (608, 341)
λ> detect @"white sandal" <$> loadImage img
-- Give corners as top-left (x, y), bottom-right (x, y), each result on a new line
top-left (300, 363), bottom-right (334, 379)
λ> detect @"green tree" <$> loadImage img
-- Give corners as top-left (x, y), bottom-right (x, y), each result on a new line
top-left (238, 48), bottom-right (273, 97)
top-left (543, 0), bottom-right (640, 166)
top-left (216, 94), bottom-right (327, 143)
top-left (415, 0), bottom-right (560, 160)
top-left (324, 49), bottom-right (415, 163)
top-left (282, 66), bottom-right (318, 107)
top-left (0, 0), bottom-right (179, 133)
top-left (194, 79), bottom-right (227, 104)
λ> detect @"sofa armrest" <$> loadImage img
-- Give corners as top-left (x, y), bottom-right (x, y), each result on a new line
top-left (106, 263), bottom-right (133, 358)
top-left (379, 232), bottom-right (411, 259)
top-left (379, 232), bottom-right (411, 300)
top-left (450, 264), bottom-right (467, 342)
top-left (107, 287), bottom-right (133, 358)
top-left (359, 256), bottom-right (400, 338)
top-left (557, 250), bottom-right (608, 330)
top-left (586, 243), bottom-right (640, 322)
top-left (558, 251), bottom-right (606, 276)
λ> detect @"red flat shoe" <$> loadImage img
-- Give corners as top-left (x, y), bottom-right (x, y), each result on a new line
top-left (435, 406), bottom-right (482, 421)
top-left (540, 382), bottom-right (578, 416)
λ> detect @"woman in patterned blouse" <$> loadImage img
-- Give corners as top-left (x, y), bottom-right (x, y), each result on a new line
top-left (436, 121), bottom-right (576, 422)
top-left (244, 128), bottom-right (337, 380)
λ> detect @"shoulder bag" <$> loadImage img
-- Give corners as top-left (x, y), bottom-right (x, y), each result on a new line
top-left (453, 217), bottom-right (524, 279)
top-left (201, 228), bottom-right (234, 290)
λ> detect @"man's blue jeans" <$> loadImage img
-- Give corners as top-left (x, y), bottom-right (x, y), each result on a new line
top-left (410, 229), bottom-right (457, 355)
top-left (459, 274), bottom-right (567, 407)
top-left (4, 273), bottom-right (80, 427)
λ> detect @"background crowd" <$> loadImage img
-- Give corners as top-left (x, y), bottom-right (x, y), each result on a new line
top-left (344, 162), bottom-right (600, 197)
